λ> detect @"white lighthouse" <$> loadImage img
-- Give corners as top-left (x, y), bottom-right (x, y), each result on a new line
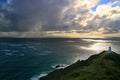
top-left (108, 46), bottom-right (112, 53)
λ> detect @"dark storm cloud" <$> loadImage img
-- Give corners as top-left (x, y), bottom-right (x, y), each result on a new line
top-left (0, 0), bottom-right (71, 32)
top-left (11, 0), bottom-right (71, 31)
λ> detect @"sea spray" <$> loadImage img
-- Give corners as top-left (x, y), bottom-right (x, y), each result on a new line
top-left (31, 73), bottom-right (48, 80)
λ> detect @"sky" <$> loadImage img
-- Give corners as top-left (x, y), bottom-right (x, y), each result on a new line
top-left (0, 0), bottom-right (120, 38)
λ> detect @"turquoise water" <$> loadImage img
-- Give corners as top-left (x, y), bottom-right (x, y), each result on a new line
top-left (0, 38), bottom-right (120, 80)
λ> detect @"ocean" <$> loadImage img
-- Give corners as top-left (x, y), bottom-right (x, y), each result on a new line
top-left (0, 38), bottom-right (120, 80)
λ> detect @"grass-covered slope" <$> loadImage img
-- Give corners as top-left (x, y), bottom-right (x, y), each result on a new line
top-left (40, 51), bottom-right (120, 80)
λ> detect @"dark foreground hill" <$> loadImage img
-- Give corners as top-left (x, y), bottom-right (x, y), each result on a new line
top-left (40, 51), bottom-right (120, 80)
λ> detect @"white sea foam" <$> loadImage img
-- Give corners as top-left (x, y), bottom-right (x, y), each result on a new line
top-left (20, 54), bottom-right (25, 56)
top-left (30, 64), bottom-right (67, 80)
top-left (30, 73), bottom-right (47, 80)
top-left (39, 51), bottom-right (53, 56)
top-left (12, 50), bottom-right (19, 53)
top-left (39, 54), bottom-right (48, 56)
top-left (44, 51), bottom-right (52, 53)
top-left (1, 50), bottom-right (11, 52)
top-left (8, 44), bottom-right (23, 47)
top-left (5, 53), bottom-right (13, 56)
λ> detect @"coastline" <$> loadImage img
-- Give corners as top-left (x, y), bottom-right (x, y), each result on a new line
top-left (31, 63), bottom-right (68, 80)
top-left (39, 51), bottom-right (120, 80)
top-left (31, 73), bottom-right (48, 80)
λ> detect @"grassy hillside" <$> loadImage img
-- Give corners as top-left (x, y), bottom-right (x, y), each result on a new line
top-left (40, 51), bottom-right (120, 80)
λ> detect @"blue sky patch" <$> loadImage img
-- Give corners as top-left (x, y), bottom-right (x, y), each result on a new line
top-left (92, 0), bottom-right (115, 11)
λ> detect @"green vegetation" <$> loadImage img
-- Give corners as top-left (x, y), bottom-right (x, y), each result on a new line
top-left (40, 51), bottom-right (120, 80)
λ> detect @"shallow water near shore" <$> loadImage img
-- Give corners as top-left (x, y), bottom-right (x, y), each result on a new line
top-left (0, 38), bottom-right (120, 80)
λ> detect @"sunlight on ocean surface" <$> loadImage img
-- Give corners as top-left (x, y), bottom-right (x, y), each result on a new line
top-left (0, 38), bottom-right (119, 80)
top-left (80, 39), bottom-right (119, 53)
top-left (80, 40), bottom-right (107, 51)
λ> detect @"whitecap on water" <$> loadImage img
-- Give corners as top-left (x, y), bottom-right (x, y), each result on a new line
top-left (44, 51), bottom-right (52, 53)
top-left (5, 53), bottom-right (13, 56)
top-left (1, 50), bottom-right (11, 52)
top-left (8, 44), bottom-right (23, 47)
top-left (39, 53), bottom-right (48, 56)
top-left (20, 54), bottom-right (25, 56)
top-left (12, 50), bottom-right (19, 53)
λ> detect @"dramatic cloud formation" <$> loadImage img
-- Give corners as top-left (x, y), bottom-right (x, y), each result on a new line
top-left (0, 0), bottom-right (120, 37)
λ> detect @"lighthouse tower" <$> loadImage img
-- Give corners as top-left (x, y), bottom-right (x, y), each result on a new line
top-left (108, 47), bottom-right (112, 53)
